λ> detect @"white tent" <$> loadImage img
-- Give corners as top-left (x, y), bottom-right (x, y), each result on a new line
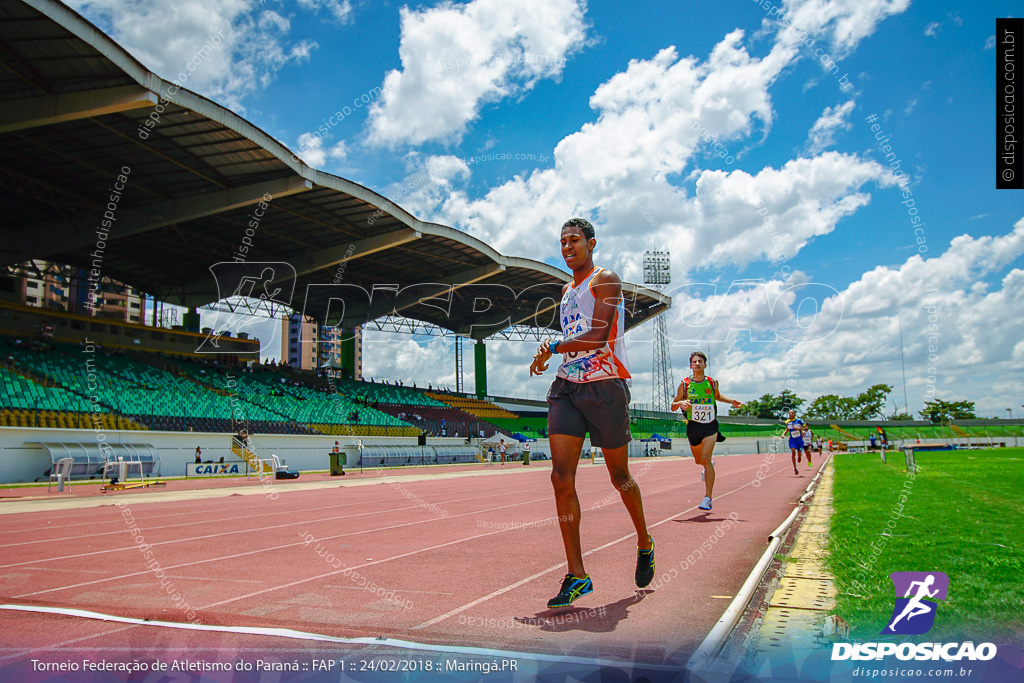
top-left (480, 433), bottom-right (517, 447)
top-left (319, 356), bottom-right (343, 370)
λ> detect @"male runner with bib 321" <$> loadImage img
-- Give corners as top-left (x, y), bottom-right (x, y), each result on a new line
top-left (671, 351), bottom-right (742, 511)
top-left (529, 218), bottom-right (654, 609)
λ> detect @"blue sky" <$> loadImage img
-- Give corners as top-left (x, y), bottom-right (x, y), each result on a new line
top-left (71, 0), bottom-right (1023, 417)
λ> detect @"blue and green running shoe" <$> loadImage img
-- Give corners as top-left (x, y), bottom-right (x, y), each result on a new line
top-left (547, 573), bottom-right (593, 608)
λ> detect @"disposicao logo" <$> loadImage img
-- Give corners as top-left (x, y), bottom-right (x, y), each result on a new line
top-left (883, 571), bottom-right (948, 635)
top-left (831, 572), bottom-right (998, 662)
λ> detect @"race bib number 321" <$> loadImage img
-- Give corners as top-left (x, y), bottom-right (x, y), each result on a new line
top-left (691, 405), bottom-right (715, 423)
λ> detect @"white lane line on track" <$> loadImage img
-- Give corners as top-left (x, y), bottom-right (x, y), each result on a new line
top-left (11, 458), bottom-right (786, 601)
top-left (0, 477), bottom-right (571, 570)
top-left (0, 604), bottom-right (679, 671)
top-left (13, 480), bottom-right (616, 599)
top-left (0, 476), bottom-right (550, 548)
top-left (0, 463), bottom-right (556, 519)
top-left (412, 465), bottom-right (792, 630)
top-left (0, 470), bottom-right (549, 536)
top-left (11, 464), bottom-right (704, 605)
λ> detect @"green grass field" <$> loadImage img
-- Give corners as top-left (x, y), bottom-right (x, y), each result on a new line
top-left (827, 448), bottom-right (1024, 640)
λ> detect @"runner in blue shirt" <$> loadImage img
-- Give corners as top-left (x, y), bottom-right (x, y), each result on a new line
top-left (783, 409), bottom-right (808, 475)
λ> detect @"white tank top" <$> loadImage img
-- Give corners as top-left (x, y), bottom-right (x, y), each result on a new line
top-left (556, 267), bottom-right (631, 383)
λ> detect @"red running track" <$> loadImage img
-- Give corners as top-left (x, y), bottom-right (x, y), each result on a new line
top-left (0, 453), bottom-right (822, 670)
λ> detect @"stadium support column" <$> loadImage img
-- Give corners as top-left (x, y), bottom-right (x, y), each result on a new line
top-left (474, 340), bottom-right (487, 398)
top-left (183, 307), bottom-right (200, 333)
top-left (340, 329), bottom-right (356, 381)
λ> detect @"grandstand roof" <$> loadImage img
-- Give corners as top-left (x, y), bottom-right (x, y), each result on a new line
top-left (0, 0), bottom-right (671, 340)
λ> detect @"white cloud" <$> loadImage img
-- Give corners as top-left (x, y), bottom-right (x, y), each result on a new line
top-left (386, 1), bottom-right (913, 279)
top-left (389, 155), bottom-right (472, 220)
top-left (770, 0), bottom-right (912, 59)
top-left (296, 0), bottom-right (353, 23)
top-left (329, 141), bottom-right (348, 161)
top-left (660, 219), bottom-right (1024, 417)
top-left (361, 333), bottom-right (541, 402)
top-left (924, 21), bottom-right (941, 37)
top-left (404, 37), bottom-right (885, 277)
top-left (358, 0), bottom-right (930, 408)
top-left (69, 0), bottom-right (318, 112)
top-left (366, 0), bottom-right (587, 146)
top-left (354, 219), bottom-right (1024, 418)
top-left (691, 152), bottom-right (887, 270)
top-left (362, 335), bottom-right (458, 389)
top-left (806, 100), bottom-right (855, 154)
top-left (294, 133), bottom-right (347, 168)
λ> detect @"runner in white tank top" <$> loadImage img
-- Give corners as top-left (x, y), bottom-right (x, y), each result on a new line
top-left (556, 266), bottom-right (630, 383)
top-left (528, 218), bottom-right (653, 608)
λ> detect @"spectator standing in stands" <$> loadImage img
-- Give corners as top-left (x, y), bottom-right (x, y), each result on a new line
top-left (529, 217), bottom-right (654, 608)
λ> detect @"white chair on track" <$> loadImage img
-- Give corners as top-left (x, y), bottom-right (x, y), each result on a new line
top-left (47, 457), bottom-right (74, 493)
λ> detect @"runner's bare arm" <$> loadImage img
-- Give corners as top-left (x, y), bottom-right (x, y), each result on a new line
top-left (670, 380), bottom-right (689, 412)
top-left (530, 283), bottom-right (570, 376)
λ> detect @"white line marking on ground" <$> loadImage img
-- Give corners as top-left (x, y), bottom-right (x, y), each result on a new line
top-left (0, 604), bottom-right (678, 671)
top-left (413, 468), bottom-right (787, 629)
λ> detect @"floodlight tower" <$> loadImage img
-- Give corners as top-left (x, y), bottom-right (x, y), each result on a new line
top-left (644, 251), bottom-right (673, 413)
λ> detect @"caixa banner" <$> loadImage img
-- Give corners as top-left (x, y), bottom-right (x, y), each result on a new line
top-left (187, 462), bottom-right (247, 477)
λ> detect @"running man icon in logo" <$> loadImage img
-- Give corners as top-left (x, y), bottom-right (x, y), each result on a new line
top-left (883, 571), bottom-right (949, 635)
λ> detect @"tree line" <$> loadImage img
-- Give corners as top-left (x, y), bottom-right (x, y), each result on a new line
top-left (728, 384), bottom-right (977, 424)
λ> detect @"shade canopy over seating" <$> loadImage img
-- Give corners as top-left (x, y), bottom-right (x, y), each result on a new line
top-left (33, 441), bottom-right (160, 479)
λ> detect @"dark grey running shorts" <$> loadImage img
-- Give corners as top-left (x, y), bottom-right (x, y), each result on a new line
top-left (547, 377), bottom-right (632, 449)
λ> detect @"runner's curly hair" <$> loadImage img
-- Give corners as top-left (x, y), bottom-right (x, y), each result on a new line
top-left (561, 217), bottom-right (595, 241)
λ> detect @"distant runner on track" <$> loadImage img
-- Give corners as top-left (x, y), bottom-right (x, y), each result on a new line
top-left (670, 351), bottom-right (743, 511)
top-left (530, 217), bottom-right (654, 608)
top-left (784, 409), bottom-right (809, 475)
top-left (803, 426), bottom-right (814, 469)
